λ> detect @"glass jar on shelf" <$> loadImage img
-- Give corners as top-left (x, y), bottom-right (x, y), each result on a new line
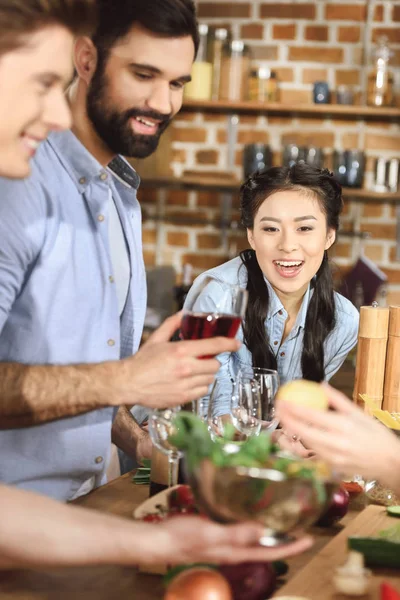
top-left (248, 67), bottom-right (279, 103)
top-left (367, 36), bottom-right (394, 107)
top-left (184, 24), bottom-right (212, 101)
top-left (210, 27), bottom-right (230, 101)
top-left (219, 39), bottom-right (251, 101)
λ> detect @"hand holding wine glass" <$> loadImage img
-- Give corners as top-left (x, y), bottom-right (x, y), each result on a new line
top-left (181, 278), bottom-right (248, 348)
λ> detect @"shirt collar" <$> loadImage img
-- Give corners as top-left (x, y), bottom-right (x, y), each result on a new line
top-left (47, 130), bottom-right (139, 192)
top-left (265, 277), bottom-right (312, 331)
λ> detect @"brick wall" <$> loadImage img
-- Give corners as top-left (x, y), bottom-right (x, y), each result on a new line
top-left (140, 0), bottom-right (400, 307)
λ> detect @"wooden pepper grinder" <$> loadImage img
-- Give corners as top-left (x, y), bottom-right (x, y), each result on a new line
top-left (353, 304), bottom-right (390, 412)
top-left (383, 306), bottom-right (400, 413)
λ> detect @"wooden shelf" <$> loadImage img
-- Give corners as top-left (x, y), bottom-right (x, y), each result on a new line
top-left (141, 175), bottom-right (400, 203)
top-left (182, 99), bottom-right (400, 121)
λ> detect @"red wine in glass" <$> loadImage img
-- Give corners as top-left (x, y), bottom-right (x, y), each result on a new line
top-left (181, 312), bottom-right (241, 346)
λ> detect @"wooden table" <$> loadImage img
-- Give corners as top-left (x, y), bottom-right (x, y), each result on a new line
top-left (0, 474), bottom-right (394, 599)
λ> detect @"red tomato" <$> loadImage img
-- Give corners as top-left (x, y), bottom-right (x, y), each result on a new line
top-left (381, 582), bottom-right (400, 600)
top-left (168, 485), bottom-right (196, 511)
top-left (142, 512), bottom-right (164, 523)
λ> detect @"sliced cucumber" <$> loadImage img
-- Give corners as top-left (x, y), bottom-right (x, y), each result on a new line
top-left (387, 506), bottom-right (400, 518)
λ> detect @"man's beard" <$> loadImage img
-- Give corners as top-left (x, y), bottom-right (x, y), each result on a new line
top-left (86, 66), bottom-right (172, 159)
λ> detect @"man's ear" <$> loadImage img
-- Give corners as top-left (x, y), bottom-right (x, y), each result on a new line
top-left (74, 37), bottom-right (98, 84)
top-left (247, 228), bottom-right (256, 251)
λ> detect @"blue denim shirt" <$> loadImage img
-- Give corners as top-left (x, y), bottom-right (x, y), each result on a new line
top-left (184, 256), bottom-right (359, 415)
top-left (0, 130), bottom-right (146, 500)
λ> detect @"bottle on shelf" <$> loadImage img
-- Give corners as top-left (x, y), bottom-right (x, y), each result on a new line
top-left (184, 24), bottom-right (212, 101)
top-left (367, 36), bottom-right (394, 108)
top-left (210, 27), bottom-right (230, 101)
top-left (248, 67), bottom-right (279, 103)
top-left (174, 263), bottom-right (193, 311)
top-left (219, 39), bottom-right (251, 101)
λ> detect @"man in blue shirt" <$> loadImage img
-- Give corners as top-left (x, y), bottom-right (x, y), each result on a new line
top-left (0, 0), bottom-right (240, 501)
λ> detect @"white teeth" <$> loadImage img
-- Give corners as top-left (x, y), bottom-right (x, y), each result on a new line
top-left (136, 117), bottom-right (155, 127)
top-left (275, 261), bottom-right (303, 267)
top-left (23, 136), bottom-right (40, 150)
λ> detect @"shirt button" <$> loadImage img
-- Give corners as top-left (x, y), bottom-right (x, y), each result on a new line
top-left (100, 172), bottom-right (108, 181)
top-left (109, 275), bottom-right (115, 283)
top-left (274, 341), bottom-right (279, 346)
top-left (98, 214), bottom-right (105, 222)
top-left (280, 352), bottom-right (285, 357)
top-left (108, 339), bottom-right (116, 347)
top-left (95, 456), bottom-right (103, 464)
top-left (278, 310), bottom-right (283, 316)
top-left (79, 177), bottom-right (86, 185)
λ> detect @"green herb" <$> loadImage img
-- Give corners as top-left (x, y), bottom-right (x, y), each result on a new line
top-left (170, 411), bottom-right (326, 506)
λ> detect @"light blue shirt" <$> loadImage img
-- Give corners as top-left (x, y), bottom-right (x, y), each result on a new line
top-left (0, 130), bottom-right (146, 500)
top-left (184, 256), bottom-right (359, 415)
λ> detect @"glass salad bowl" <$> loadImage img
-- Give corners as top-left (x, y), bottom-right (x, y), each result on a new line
top-left (187, 444), bottom-right (337, 547)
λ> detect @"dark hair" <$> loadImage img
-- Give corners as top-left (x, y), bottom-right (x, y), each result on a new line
top-left (92, 0), bottom-right (199, 65)
top-left (239, 163), bottom-right (343, 382)
top-left (0, 0), bottom-right (97, 54)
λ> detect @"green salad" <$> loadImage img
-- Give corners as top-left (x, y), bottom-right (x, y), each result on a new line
top-left (170, 411), bottom-right (328, 504)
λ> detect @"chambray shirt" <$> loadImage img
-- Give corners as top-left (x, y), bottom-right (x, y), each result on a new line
top-left (184, 256), bottom-right (359, 415)
top-left (0, 130), bottom-right (146, 501)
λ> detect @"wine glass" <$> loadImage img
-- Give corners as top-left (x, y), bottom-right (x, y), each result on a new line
top-left (237, 361), bottom-right (280, 433)
top-left (231, 374), bottom-right (262, 437)
top-left (181, 278), bottom-right (248, 347)
top-left (148, 408), bottom-right (183, 487)
top-left (207, 377), bottom-right (260, 441)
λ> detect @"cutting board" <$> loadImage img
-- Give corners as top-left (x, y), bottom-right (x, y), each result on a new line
top-left (273, 505), bottom-right (400, 599)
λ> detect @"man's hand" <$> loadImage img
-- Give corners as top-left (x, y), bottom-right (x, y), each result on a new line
top-left (135, 428), bottom-right (152, 465)
top-left (111, 406), bottom-right (152, 465)
top-left (144, 517), bottom-right (313, 566)
top-left (117, 313), bottom-right (240, 408)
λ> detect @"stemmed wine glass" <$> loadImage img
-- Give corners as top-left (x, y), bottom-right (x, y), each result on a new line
top-left (231, 373), bottom-right (262, 437)
top-left (207, 377), bottom-right (261, 441)
top-left (181, 278), bottom-right (248, 345)
top-left (148, 408), bottom-right (182, 487)
top-left (237, 361), bottom-right (280, 433)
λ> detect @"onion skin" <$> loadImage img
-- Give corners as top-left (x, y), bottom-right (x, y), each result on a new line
top-left (316, 486), bottom-right (350, 527)
top-left (164, 567), bottom-right (233, 600)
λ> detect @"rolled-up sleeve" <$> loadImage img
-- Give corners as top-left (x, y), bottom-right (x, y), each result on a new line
top-left (0, 176), bottom-right (45, 333)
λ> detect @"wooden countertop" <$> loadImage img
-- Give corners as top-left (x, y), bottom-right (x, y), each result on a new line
top-left (0, 474), bottom-right (392, 599)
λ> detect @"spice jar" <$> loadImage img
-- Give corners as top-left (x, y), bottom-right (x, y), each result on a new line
top-left (248, 67), bottom-right (279, 102)
top-left (184, 24), bottom-right (212, 101)
top-left (210, 28), bottom-right (230, 101)
top-left (219, 40), bottom-right (251, 101)
top-left (367, 36), bottom-right (394, 107)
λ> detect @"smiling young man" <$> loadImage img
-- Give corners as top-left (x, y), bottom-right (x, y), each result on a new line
top-left (0, 0), bottom-right (311, 572)
top-left (0, 0), bottom-right (244, 502)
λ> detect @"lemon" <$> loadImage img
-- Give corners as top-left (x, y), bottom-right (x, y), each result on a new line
top-left (276, 379), bottom-right (328, 411)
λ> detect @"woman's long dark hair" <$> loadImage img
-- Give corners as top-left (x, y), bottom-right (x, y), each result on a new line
top-left (240, 163), bottom-right (343, 382)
